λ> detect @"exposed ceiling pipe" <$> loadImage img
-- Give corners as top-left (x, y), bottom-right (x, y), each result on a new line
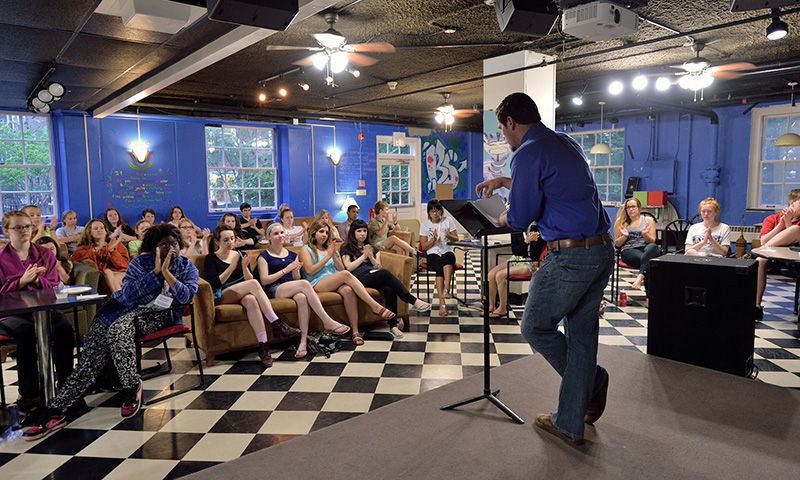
top-left (635, 96), bottom-right (719, 124)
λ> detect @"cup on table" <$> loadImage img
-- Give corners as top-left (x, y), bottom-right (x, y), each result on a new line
top-left (55, 285), bottom-right (68, 301)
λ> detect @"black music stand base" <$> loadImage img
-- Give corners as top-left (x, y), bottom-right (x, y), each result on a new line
top-left (441, 388), bottom-right (524, 423)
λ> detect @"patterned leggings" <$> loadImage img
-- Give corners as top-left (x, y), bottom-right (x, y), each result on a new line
top-left (50, 307), bottom-right (173, 413)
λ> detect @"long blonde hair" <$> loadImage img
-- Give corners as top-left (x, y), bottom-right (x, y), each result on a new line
top-left (615, 198), bottom-right (641, 228)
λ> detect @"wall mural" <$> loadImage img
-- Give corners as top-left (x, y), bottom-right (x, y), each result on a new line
top-left (482, 110), bottom-right (512, 201)
top-left (421, 132), bottom-right (470, 203)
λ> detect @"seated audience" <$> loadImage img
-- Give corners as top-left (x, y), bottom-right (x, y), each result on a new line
top-left (273, 203), bottom-right (290, 224)
top-left (167, 206), bottom-right (185, 227)
top-left (257, 223), bottom-right (351, 357)
top-left (21, 205), bottom-right (56, 243)
top-left (299, 220), bottom-right (395, 346)
top-left (487, 223), bottom-right (546, 318)
top-left (141, 208), bottom-right (156, 225)
top-left (71, 219), bottom-right (130, 292)
top-left (103, 207), bottom-right (136, 242)
top-left (239, 202), bottom-right (265, 244)
top-left (179, 218), bottom-right (210, 256)
top-left (36, 237), bottom-right (74, 285)
top-left (755, 189), bottom-right (800, 319)
top-left (0, 211), bottom-right (75, 417)
top-left (614, 198), bottom-right (661, 294)
top-left (368, 201), bottom-right (415, 256)
top-left (55, 210), bottom-right (83, 254)
top-left (127, 219), bottom-right (152, 257)
top-left (22, 224), bottom-right (199, 441)
top-left (279, 208), bottom-right (306, 246)
top-left (202, 225), bottom-right (300, 367)
top-left (314, 209), bottom-right (341, 241)
top-left (685, 198), bottom-right (731, 257)
top-left (419, 199), bottom-right (458, 316)
top-left (219, 213), bottom-right (255, 249)
top-left (337, 204), bottom-right (359, 240)
top-left (341, 219), bottom-right (432, 340)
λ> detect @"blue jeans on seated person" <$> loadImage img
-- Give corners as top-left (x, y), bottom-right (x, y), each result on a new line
top-left (521, 240), bottom-right (614, 439)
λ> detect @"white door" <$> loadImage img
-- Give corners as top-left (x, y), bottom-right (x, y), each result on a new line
top-left (376, 135), bottom-right (421, 222)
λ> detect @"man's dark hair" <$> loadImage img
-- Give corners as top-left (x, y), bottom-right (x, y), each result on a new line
top-left (495, 92), bottom-right (541, 126)
top-left (141, 223), bottom-right (181, 254)
top-left (347, 205), bottom-right (359, 213)
top-left (239, 202), bottom-right (251, 211)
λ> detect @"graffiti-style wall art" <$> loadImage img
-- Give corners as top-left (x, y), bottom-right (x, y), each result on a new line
top-left (482, 110), bottom-right (512, 201)
top-left (422, 132), bottom-right (470, 203)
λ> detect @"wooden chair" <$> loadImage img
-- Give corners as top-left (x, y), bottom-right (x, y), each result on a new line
top-left (134, 302), bottom-right (205, 405)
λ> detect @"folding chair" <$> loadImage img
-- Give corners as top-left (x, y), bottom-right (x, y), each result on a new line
top-left (134, 302), bottom-right (205, 405)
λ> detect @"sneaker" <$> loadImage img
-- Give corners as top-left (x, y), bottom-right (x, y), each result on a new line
top-left (120, 379), bottom-right (143, 418)
top-left (755, 305), bottom-right (764, 321)
top-left (22, 409), bottom-right (66, 442)
top-left (271, 318), bottom-right (301, 340)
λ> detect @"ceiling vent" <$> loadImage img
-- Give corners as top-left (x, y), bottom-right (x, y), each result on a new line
top-left (562, 1), bottom-right (639, 42)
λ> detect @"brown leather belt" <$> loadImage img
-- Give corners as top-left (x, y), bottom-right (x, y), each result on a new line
top-left (547, 232), bottom-right (612, 251)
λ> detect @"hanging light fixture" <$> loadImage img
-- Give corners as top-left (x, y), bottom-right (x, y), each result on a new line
top-left (766, 8), bottom-right (788, 41)
top-left (776, 82), bottom-right (800, 147)
top-left (590, 101), bottom-right (612, 155)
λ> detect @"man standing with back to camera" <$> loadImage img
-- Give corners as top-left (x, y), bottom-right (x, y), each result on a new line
top-left (476, 92), bottom-right (614, 445)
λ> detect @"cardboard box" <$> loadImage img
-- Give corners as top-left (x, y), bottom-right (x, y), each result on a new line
top-left (633, 191), bottom-right (649, 206)
top-left (648, 190), bottom-right (668, 206)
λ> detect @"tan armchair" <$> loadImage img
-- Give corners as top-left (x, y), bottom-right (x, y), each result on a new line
top-left (189, 247), bottom-right (414, 366)
top-left (63, 261), bottom-right (102, 340)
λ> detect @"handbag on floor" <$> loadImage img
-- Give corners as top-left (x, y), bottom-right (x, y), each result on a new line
top-left (305, 333), bottom-right (342, 358)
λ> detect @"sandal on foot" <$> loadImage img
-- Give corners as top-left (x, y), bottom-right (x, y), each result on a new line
top-left (376, 306), bottom-right (396, 320)
top-left (294, 349), bottom-right (307, 359)
top-left (352, 333), bottom-right (364, 345)
top-left (442, 289), bottom-right (451, 299)
top-left (326, 324), bottom-right (351, 336)
top-left (389, 328), bottom-right (404, 339)
top-left (489, 311), bottom-right (506, 318)
top-left (411, 303), bottom-right (432, 313)
top-left (438, 306), bottom-right (448, 316)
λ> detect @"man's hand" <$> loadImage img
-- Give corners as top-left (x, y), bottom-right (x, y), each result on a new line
top-left (526, 230), bottom-right (539, 243)
top-left (475, 176), bottom-right (512, 198)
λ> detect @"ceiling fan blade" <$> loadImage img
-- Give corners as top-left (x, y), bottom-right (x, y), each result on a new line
top-left (714, 62), bottom-right (756, 72)
top-left (347, 53), bottom-right (379, 67)
top-left (453, 111), bottom-right (478, 118)
top-left (292, 55), bottom-right (316, 67)
top-left (350, 42), bottom-right (396, 53)
top-left (266, 45), bottom-right (317, 51)
top-left (711, 71), bottom-right (744, 80)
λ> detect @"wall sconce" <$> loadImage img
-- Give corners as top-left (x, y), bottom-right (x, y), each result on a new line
top-left (127, 118), bottom-right (151, 164)
top-left (328, 147), bottom-right (341, 166)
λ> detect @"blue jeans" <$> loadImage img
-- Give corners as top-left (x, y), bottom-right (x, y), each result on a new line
top-left (521, 240), bottom-right (614, 439)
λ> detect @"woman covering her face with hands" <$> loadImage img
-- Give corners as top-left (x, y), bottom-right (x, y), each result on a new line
top-left (23, 224), bottom-right (200, 441)
top-left (257, 223), bottom-right (351, 357)
top-left (0, 211), bottom-right (75, 417)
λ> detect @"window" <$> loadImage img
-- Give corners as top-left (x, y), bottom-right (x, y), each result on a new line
top-left (205, 125), bottom-right (277, 211)
top-left (377, 140), bottom-right (414, 207)
top-left (570, 129), bottom-right (625, 205)
top-left (0, 113), bottom-right (56, 216)
top-left (747, 104), bottom-right (800, 208)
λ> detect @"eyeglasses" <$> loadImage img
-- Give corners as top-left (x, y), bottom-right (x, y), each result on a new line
top-left (179, 226), bottom-right (194, 230)
top-left (6, 224), bottom-right (33, 232)
top-left (626, 205), bottom-right (639, 210)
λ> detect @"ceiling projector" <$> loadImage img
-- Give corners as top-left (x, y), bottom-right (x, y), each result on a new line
top-left (562, 1), bottom-right (639, 42)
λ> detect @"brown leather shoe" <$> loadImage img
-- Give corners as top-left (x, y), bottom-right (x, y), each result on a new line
top-left (534, 414), bottom-right (585, 445)
top-left (585, 369), bottom-right (609, 425)
top-left (271, 318), bottom-right (300, 340)
top-left (258, 342), bottom-right (273, 368)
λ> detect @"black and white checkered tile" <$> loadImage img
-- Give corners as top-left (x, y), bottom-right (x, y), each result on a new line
top-left (1, 251), bottom-right (799, 478)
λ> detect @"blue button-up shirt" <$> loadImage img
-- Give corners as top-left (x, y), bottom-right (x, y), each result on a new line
top-left (506, 122), bottom-right (611, 242)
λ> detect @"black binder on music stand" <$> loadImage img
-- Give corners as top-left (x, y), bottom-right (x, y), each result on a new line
top-left (438, 199), bottom-right (523, 423)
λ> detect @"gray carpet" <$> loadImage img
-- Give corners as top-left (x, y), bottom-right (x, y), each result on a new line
top-left (184, 345), bottom-right (800, 479)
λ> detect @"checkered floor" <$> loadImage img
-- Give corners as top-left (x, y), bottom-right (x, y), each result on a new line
top-left (2, 252), bottom-right (800, 479)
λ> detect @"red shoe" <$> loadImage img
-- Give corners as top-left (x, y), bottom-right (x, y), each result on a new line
top-left (120, 379), bottom-right (143, 418)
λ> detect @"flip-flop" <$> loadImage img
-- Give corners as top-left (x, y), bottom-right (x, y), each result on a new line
top-left (389, 329), bottom-right (404, 339)
top-left (352, 333), bottom-right (364, 345)
top-left (411, 303), bottom-right (432, 313)
top-left (294, 349), bottom-right (307, 359)
top-left (489, 311), bottom-right (506, 318)
top-left (438, 306), bottom-right (448, 316)
top-left (326, 324), bottom-right (351, 336)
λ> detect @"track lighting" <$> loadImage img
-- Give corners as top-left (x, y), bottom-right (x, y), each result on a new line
top-left (298, 82), bottom-right (310, 91)
top-left (28, 81), bottom-right (66, 114)
top-left (655, 76), bottom-right (671, 91)
top-left (258, 92), bottom-right (267, 102)
top-left (608, 80), bottom-right (623, 95)
top-left (632, 74), bottom-right (648, 91)
top-left (278, 87), bottom-right (287, 97)
top-left (766, 8), bottom-right (788, 41)
top-left (572, 95), bottom-right (583, 106)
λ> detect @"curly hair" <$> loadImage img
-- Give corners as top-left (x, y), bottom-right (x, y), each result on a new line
top-left (306, 219), bottom-right (332, 259)
top-left (340, 219), bottom-right (369, 260)
top-left (140, 223), bottom-right (182, 254)
top-left (78, 219), bottom-right (109, 247)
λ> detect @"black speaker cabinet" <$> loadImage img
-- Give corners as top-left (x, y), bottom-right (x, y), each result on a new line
top-left (648, 256), bottom-right (757, 377)
top-left (494, 0), bottom-right (559, 37)
top-left (624, 176), bottom-right (640, 198)
top-left (206, 0), bottom-right (298, 31)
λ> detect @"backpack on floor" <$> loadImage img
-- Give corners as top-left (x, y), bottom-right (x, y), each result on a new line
top-left (306, 332), bottom-right (342, 358)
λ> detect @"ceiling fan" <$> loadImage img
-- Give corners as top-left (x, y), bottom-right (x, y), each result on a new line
top-left (670, 42), bottom-right (755, 93)
top-left (433, 93), bottom-right (480, 130)
top-left (265, 12), bottom-right (395, 86)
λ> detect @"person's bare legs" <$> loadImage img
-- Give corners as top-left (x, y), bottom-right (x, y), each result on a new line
top-left (103, 270), bottom-right (124, 292)
top-left (756, 257), bottom-right (770, 306)
top-left (292, 292), bottom-right (310, 356)
top-left (443, 264), bottom-right (454, 297)
top-left (275, 280), bottom-right (346, 332)
top-left (337, 284), bottom-right (362, 343)
top-left (435, 276), bottom-right (446, 314)
top-left (631, 273), bottom-right (645, 290)
top-left (487, 263), bottom-right (501, 313)
top-left (220, 292), bottom-right (266, 337)
top-left (383, 236), bottom-right (414, 255)
top-left (314, 271), bottom-right (393, 319)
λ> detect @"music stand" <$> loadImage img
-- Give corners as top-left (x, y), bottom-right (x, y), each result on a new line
top-left (438, 200), bottom-right (524, 424)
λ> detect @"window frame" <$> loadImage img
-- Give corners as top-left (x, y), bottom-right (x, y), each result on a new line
top-left (0, 112), bottom-right (57, 217)
top-left (204, 124), bottom-right (277, 212)
top-left (747, 103), bottom-right (800, 210)
top-left (377, 139), bottom-right (415, 208)
top-left (569, 127), bottom-right (625, 206)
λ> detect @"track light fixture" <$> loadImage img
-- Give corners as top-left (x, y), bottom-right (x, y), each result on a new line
top-left (572, 95), bottom-right (583, 106)
top-left (766, 8), bottom-right (788, 41)
top-left (28, 82), bottom-right (66, 114)
top-left (298, 81), bottom-right (310, 91)
top-left (608, 80), bottom-right (623, 95)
